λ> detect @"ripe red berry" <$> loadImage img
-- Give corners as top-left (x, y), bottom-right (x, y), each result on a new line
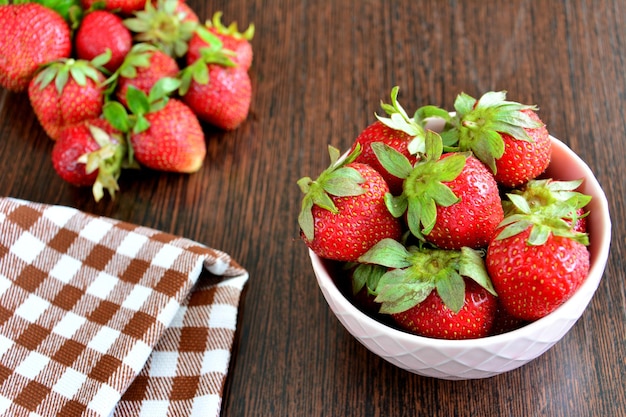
top-left (75, 10), bottom-right (133, 72)
top-left (298, 146), bottom-right (403, 262)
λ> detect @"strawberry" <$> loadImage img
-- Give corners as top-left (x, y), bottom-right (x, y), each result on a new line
top-left (52, 118), bottom-right (126, 201)
top-left (181, 62), bottom-right (251, 130)
top-left (376, 132), bottom-right (504, 249)
top-left (28, 55), bottom-right (108, 140)
top-left (486, 179), bottom-right (592, 321)
top-left (0, 3), bottom-right (71, 92)
top-left (358, 238), bottom-right (498, 340)
top-left (426, 154), bottom-right (503, 249)
top-left (442, 91), bottom-right (552, 188)
top-left (188, 12), bottom-right (254, 71)
top-left (180, 36), bottom-right (251, 130)
top-left (123, 0), bottom-right (199, 58)
top-left (349, 87), bottom-right (423, 195)
top-left (130, 98), bottom-right (205, 172)
top-left (297, 146), bottom-right (403, 263)
top-left (80, 0), bottom-right (146, 16)
top-left (75, 10), bottom-right (133, 73)
top-left (114, 43), bottom-right (179, 105)
top-left (104, 78), bottom-right (206, 173)
top-left (181, 24), bottom-right (253, 130)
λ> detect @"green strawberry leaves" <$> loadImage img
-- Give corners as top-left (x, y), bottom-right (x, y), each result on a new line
top-left (104, 76), bottom-right (181, 134)
top-left (350, 263), bottom-right (387, 297)
top-left (357, 238), bottom-right (495, 314)
top-left (496, 178), bottom-right (592, 245)
top-left (33, 52), bottom-right (110, 93)
top-left (297, 145), bottom-right (365, 241)
top-left (102, 100), bottom-right (132, 132)
top-left (207, 11), bottom-right (255, 41)
top-left (123, 0), bottom-right (198, 58)
top-left (443, 91), bottom-right (544, 173)
top-left (372, 132), bottom-right (467, 241)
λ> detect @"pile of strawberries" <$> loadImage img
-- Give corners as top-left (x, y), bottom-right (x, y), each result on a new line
top-left (298, 88), bottom-right (592, 340)
top-left (0, 0), bottom-right (254, 201)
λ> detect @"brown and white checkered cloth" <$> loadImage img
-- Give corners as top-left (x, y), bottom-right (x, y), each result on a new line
top-left (0, 197), bottom-right (249, 416)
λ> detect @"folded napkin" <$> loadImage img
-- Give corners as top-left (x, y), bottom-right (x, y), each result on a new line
top-left (0, 197), bottom-right (248, 417)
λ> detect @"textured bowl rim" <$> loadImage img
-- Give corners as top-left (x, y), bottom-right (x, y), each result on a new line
top-left (311, 135), bottom-right (612, 349)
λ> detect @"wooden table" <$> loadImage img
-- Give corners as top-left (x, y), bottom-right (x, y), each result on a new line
top-left (1, 0), bottom-right (624, 416)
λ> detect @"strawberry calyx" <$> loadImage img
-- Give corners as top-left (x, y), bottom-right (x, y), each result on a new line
top-left (444, 91), bottom-right (544, 173)
top-left (123, 0), bottom-right (198, 58)
top-left (372, 132), bottom-right (467, 241)
top-left (297, 145), bottom-right (366, 241)
top-left (32, 51), bottom-right (111, 93)
top-left (357, 238), bottom-right (495, 314)
top-left (205, 11), bottom-right (254, 41)
top-left (495, 178), bottom-right (591, 245)
top-left (103, 76), bottom-right (180, 134)
top-left (76, 123), bottom-right (126, 201)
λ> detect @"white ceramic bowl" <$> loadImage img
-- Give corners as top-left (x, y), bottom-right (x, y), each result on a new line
top-left (310, 135), bottom-right (612, 380)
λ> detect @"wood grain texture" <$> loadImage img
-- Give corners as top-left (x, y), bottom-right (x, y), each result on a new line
top-left (0, 0), bottom-right (623, 416)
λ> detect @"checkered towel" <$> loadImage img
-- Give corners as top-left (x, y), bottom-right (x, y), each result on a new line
top-left (0, 197), bottom-right (249, 416)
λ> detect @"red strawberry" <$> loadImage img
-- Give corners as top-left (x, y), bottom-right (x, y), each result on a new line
top-left (81, 0), bottom-right (146, 16)
top-left (426, 154), bottom-right (503, 249)
top-left (28, 57), bottom-right (107, 140)
top-left (115, 43), bottom-right (179, 105)
top-left (75, 10), bottom-right (133, 73)
top-left (0, 3), bottom-right (71, 92)
top-left (188, 12), bottom-right (254, 71)
top-left (104, 77), bottom-right (206, 173)
top-left (52, 118), bottom-right (126, 201)
top-left (358, 239), bottom-right (498, 340)
top-left (376, 133), bottom-right (504, 249)
top-left (486, 179), bottom-right (592, 321)
top-left (297, 146), bottom-right (403, 263)
top-left (129, 98), bottom-right (205, 173)
top-left (444, 91), bottom-right (552, 188)
top-left (181, 62), bottom-right (252, 130)
top-left (487, 228), bottom-right (589, 321)
top-left (180, 23), bottom-right (252, 130)
top-left (123, 0), bottom-right (198, 58)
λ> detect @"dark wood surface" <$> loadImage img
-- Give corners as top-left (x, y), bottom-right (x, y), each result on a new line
top-left (1, 0), bottom-right (624, 416)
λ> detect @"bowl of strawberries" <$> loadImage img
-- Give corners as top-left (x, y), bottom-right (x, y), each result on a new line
top-left (299, 89), bottom-right (611, 380)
